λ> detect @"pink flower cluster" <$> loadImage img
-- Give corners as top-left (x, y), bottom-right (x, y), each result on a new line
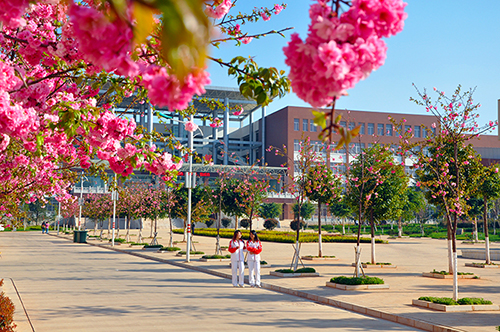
top-left (0, 0), bottom-right (29, 28)
top-left (144, 152), bottom-right (183, 175)
top-left (68, 2), bottom-right (138, 77)
top-left (141, 65), bottom-right (211, 111)
top-left (205, 0), bottom-right (232, 19)
top-left (283, 0), bottom-right (407, 107)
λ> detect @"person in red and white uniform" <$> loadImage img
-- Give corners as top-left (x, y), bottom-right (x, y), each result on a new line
top-left (246, 230), bottom-right (263, 288)
top-left (228, 230), bottom-right (246, 287)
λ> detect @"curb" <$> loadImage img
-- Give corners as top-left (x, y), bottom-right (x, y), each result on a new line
top-left (49, 234), bottom-right (467, 332)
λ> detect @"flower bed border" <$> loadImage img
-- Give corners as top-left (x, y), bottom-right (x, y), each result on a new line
top-left (326, 282), bottom-right (389, 290)
top-left (302, 256), bottom-right (338, 261)
top-left (270, 271), bottom-right (320, 278)
top-left (412, 299), bottom-right (499, 312)
top-left (464, 263), bottom-right (499, 269)
top-left (351, 263), bottom-right (397, 269)
top-left (422, 272), bottom-right (479, 279)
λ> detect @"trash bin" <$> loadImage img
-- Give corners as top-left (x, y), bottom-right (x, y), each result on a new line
top-left (73, 230), bottom-right (87, 243)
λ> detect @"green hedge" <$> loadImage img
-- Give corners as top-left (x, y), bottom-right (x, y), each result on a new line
top-left (201, 254), bottom-right (231, 259)
top-left (175, 228), bottom-right (387, 244)
top-left (330, 276), bottom-right (384, 285)
top-left (178, 251), bottom-right (204, 255)
top-left (431, 269), bottom-right (474, 276)
top-left (418, 296), bottom-right (492, 306)
top-left (159, 246), bottom-right (181, 251)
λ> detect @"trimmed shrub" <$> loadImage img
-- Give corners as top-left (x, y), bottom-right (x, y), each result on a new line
top-left (143, 244), bottom-right (162, 249)
top-left (418, 297), bottom-right (457, 305)
top-left (201, 254), bottom-right (231, 259)
top-left (240, 219), bottom-right (249, 229)
top-left (275, 269), bottom-right (294, 273)
top-left (206, 219), bottom-right (215, 228)
top-left (363, 262), bottom-right (391, 265)
top-left (261, 260), bottom-right (268, 265)
top-left (130, 242), bottom-right (149, 246)
top-left (0, 279), bottom-right (16, 332)
top-left (431, 269), bottom-right (474, 276)
top-left (109, 238), bottom-right (126, 243)
top-left (290, 219), bottom-right (306, 231)
top-left (159, 246), bottom-right (181, 251)
top-left (457, 298), bottom-right (492, 305)
top-left (178, 251), bottom-right (204, 255)
top-left (330, 276), bottom-right (384, 285)
top-left (295, 267), bottom-right (316, 273)
top-left (221, 218), bottom-right (232, 228)
top-left (263, 218), bottom-right (279, 231)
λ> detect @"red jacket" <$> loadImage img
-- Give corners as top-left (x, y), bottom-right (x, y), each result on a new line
top-left (228, 239), bottom-right (245, 253)
top-left (246, 240), bottom-right (262, 255)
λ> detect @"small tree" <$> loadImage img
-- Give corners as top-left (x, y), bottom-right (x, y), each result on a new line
top-left (399, 186), bottom-right (427, 235)
top-left (329, 199), bottom-right (352, 235)
top-left (476, 165), bottom-right (500, 263)
top-left (263, 218), bottom-right (279, 230)
top-left (259, 202), bottom-right (282, 220)
top-left (305, 164), bottom-right (342, 257)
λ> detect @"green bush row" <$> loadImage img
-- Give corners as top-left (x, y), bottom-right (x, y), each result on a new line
top-left (175, 228), bottom-right (387, 244)
top-left (160, 246), bottom-right (181, 251)
top-left (178, 251), bottom-right (205, 255)
top-left (418, 296), bottom-right (492, 305)
top-left (201, 254), bottom-right (231, 259)
top-left (330, 276), bottom-right (384, 285)
top-left (431, 269), bottom-right (474, 276)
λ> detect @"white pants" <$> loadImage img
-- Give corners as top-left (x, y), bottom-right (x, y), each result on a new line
top-left (248, 259), bottom-right (261, 286)
top-left (231, 260), bottom-right (244, 286)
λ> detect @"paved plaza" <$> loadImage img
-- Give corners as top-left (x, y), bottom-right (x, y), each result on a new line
top-left (1, 230), bottom-right (500, 331)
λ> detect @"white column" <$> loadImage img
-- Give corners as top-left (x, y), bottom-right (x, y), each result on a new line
top-left (261, 106), bottom-right (266, 165)
top-left (223, 98), bottom-right (229, 165)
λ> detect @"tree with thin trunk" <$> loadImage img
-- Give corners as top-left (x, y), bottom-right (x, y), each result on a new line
top-left (346, 144), bottom-right (407, 270)
top-left (398, 186), bottom-right (427, 236)
top-left (400, 84), bottom-right (494, 301)
top-left (329, 199), bottom-right (352, 235)
top-left (304, 164), bottom-right (342, 257)
top-left (476, 165), bottom-right (500, 264)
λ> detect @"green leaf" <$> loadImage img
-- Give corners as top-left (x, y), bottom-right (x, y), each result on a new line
top-left (132, 2), bottom-right (158, 46)
top-left (312, 110), bottom-right (326, 129)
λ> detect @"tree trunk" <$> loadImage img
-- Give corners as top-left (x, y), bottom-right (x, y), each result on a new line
top-left (370, 209), bottom-right (376, 265)
top-left (318, 201), bottom-right (323, 257)
top-left (137, 218), bottom-right (143, 244)
top-left (447, 215), bottom-right (453, 274)
top-left (150, 219), bottom-right (153, 238)
top-left (125, 215), bottom-right (130, 243)
top-left (249, 207), bottom-right (254, 232)
top-left (94, 220), bottom-right (98, 236)
top-left (107, 216), bottom-right (111, 236)
top-left (342, 217), bottom-right (345, 235)
top-left (169, 217), bottom-right (173, 248)
top-left (484, 197), bottom-right (491, 264)
top-left (451, 212), bottom-right (458, 301)
top-left (398, 216), bottom-right (402, 238)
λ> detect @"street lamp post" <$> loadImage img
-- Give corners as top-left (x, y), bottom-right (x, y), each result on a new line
top-left (111, 174), bottom-right (118, 247)
top-left (186, 115), bottom-right (195, 263)
top-left (78, 171), bottom-right (85, 231)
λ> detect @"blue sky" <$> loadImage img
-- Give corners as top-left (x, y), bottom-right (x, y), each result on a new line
top-left (207, 0), bottom-right (500, 128)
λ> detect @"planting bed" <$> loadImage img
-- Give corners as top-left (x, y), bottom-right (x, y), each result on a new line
top-left (465, 262), bottom-right (499, 268)
top-left (422, 271), bottom-right (479, 279)
top-left (326, 282), bottom-right (389, 290)
top-left (351, 263), bottom-right (397, 269)
top-left (302, 255), bottom-right (338, 261)
top-left (270, 268), bottom-right (319, 278)
top-left (412, 299), bottom-right (498, 312)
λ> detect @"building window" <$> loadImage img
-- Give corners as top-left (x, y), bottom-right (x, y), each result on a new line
top-left (349, 122), bottom-right (355, 130)
top-left (414, 125), bottom-right (421, 138)
top-left (294, 139), bottom-right (300, 151)
top-left (377, 124), bottom-right (384, 136)
top-left (294, 118), bottom-right (299, 131)
top-left (422, 127), bottom-right (427, 138)
top-left (310, 121), bottom-right (317, 132)
top-left (350, 143), bottom-right (365, 154)
top-left (367, 123), bottom-right (374, 135)
top-left (432, 127), bottom-right (436, 135)
top-left (405, 125), bottom-right (412, 133)
top-left (303, 119), bottom-right (308, 131)
top-left (173, 125), bottom-right (179, 137)
top-left (385, 124), bottom-right (392, 136)
top-left (359, 123), bottom-right (365, 135)
top-left (340, 121), bottom-right (346, 127)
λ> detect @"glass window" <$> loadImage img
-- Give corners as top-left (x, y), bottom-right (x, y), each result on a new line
top-left (414, 125), bottom-right (421, 138)
top-left (385, 124), bottom-right (392, 136)
top-left (294, 139), bottom-right (300, 151)
top-left (294, 118), bottom-right (300, 131)
top-left (340, 121), bottom-right (346, 127)
top-left (358, 123), bottom-right (365, 135)
top-left (303, 119), bottom-right (308, 131)
top-left (422, 127), bottom-right (427, 138)
top-left (349, 122), bottom-right (355, 130)
top-left (310, 121), bottom-right (317, 132)
top-left (377, 124), bottom-right (384, 136)
top-left (432, 127), bottom-right (436, 135)
top-left (367, 123), bottom-right (374, 135)
top-left (350, 143), bottom-right (365, 154)
top-left (173, 125), bottom-right (179, 137)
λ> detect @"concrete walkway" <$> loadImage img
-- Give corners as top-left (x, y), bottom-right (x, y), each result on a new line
top-left (2, 229), bottom-right (500, 331)
top-left (1, 232), bottom-right (421, 332)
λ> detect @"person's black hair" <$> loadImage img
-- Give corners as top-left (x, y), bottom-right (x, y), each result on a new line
top-left (249, 230), bottom-right (259, 242)
top-left (232, 230), bottom-right (242, 242)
